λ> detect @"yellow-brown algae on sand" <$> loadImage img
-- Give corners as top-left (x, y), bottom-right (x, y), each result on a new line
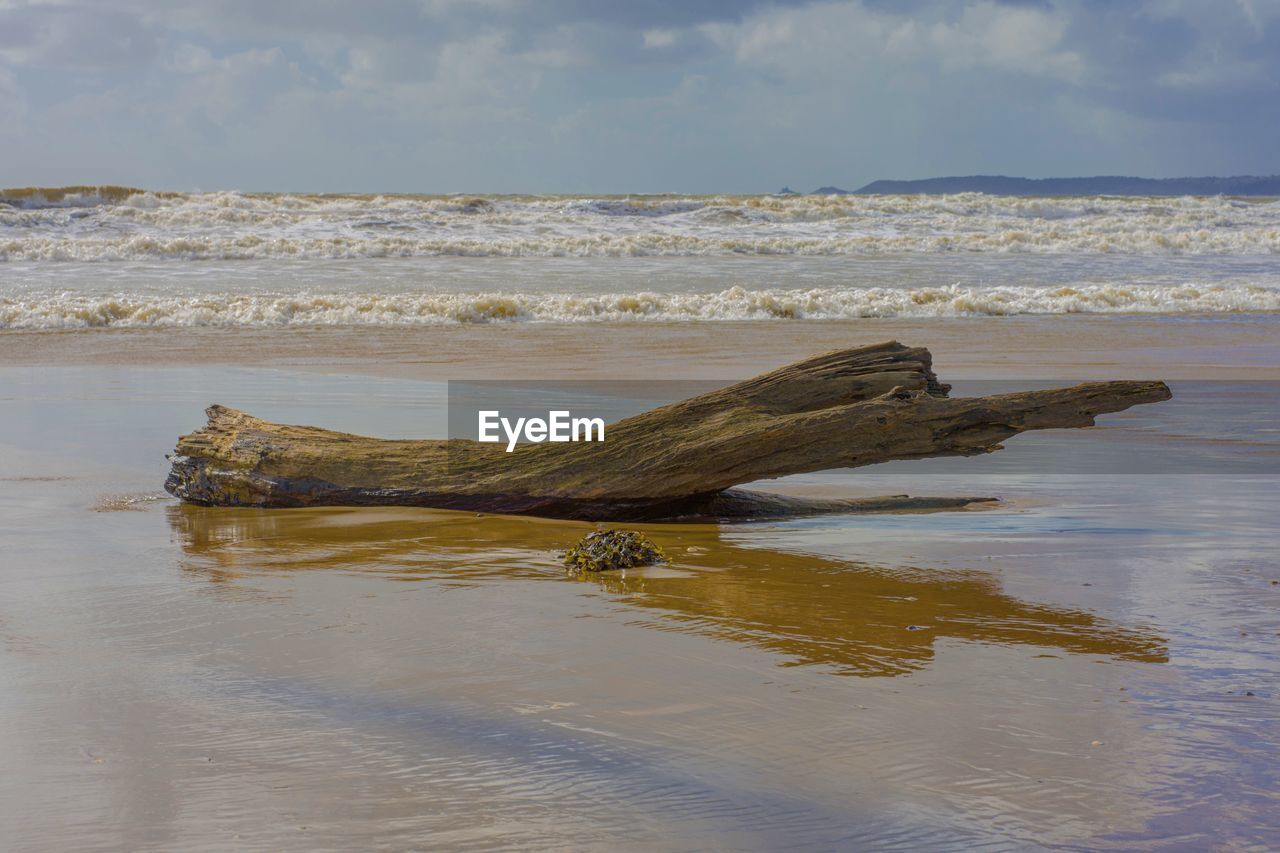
top-left (563, 530), bottom-right (667, 573)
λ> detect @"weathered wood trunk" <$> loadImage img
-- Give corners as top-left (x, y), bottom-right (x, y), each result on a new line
top-left (164, 341), bottom-right (1171, 520)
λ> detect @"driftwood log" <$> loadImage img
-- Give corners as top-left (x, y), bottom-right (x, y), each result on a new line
top-left (164, 341), bottom-right (1171, 521)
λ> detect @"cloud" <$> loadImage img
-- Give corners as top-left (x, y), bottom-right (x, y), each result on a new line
top-left (642, 28), bottom-right (677, 49)
top-left (703, 0), bottom-right (1084, 82)
top-left (927, 2), bottom-right (1084, 81)
top-left (171, 46), bottom-right (296, 124)
top-left (0, 66), bottom-right (25, 138)
top-left (0, 0), bottom-right (1276, 190)
top-left (0, 2), bottom-right (158, 68)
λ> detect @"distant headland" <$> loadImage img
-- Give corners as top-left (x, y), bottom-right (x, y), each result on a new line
top-left (785, 175), bottom-right (1280, 196)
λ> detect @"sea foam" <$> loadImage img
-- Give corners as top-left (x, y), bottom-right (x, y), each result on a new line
top-left (3, 284), bottom-right (1277, 329)
top-left (2, 189), bottom-right (1278, 259)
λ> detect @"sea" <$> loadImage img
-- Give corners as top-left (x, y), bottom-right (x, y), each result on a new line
top-left (2, 187), bottom-right (1278, 329)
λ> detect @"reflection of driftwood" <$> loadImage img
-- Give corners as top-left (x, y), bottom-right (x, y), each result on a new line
top-left (164, 341), bottom-right (1171, 521)
top-left (169, 505), bottom-right (1168, 677)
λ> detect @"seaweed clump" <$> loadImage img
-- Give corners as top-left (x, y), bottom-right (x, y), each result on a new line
top-left (563, 530), bottom-right (667, 573)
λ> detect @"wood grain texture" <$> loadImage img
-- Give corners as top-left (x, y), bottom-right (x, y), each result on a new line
top-left (164, 341), bottom-right (1171, 520)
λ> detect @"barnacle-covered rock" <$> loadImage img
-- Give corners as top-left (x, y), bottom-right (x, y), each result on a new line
top-left (564, 530), bottom-right (667, 573)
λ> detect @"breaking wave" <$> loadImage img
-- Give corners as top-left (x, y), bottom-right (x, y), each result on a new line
top-left (0, 185), bottom-right (162, 209)
top-left (2, 188), bottom-right (1279, 259)
top-left (4, 284), bottom-right (1277, 329)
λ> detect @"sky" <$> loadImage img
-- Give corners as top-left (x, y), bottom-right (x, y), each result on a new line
top-left (1, 0), bottom-right (1278, 193)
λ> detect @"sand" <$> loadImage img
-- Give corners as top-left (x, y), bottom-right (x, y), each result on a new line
top-left (3, 314), bottom-right (1279, 380)
top-left (1, 318), bottom-right (1278, 849)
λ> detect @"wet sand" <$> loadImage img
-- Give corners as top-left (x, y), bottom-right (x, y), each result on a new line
top-left (3, 314), bottom-right (1280, 380)
top-left (1, 320), bottom-right (1278, 849)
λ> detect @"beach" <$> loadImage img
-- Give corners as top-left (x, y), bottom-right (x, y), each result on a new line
top-left (2, 190), bottom-right (1279, 849)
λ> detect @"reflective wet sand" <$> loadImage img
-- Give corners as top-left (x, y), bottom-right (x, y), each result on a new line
top-left (169, 505), bottom-right (1168, 677)
top-left (1, 322), bottom-right (1278, 849)
top-left (3, 313), bottom-right (1280, 380)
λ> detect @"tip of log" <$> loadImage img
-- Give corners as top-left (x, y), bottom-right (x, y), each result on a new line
top-left (201, 405), bottom-right (276, 434)
top-left (172, 405), bottom-right (269, 463)
top-left (205, 403), bottom-right (246, 423)
top-left (1014, 380), bottom-right (1172, 429)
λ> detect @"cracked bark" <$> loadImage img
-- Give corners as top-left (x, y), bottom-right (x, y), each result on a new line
top-left (164, 341), bottom-right (1171, 520)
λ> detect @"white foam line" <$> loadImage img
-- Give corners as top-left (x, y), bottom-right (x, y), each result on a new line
top-left (3, 283), bottom-right (1277, 329)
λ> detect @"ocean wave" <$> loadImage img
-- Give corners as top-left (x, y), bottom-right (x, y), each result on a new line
top-left (2, 188), bottom-right (1279, 259)
top-left (3, 229), bottom-right (1278, 260)
top-left (3, 284), bottom-right (1277, 329)
top-left (0, 185), bottom-right (167, 210)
